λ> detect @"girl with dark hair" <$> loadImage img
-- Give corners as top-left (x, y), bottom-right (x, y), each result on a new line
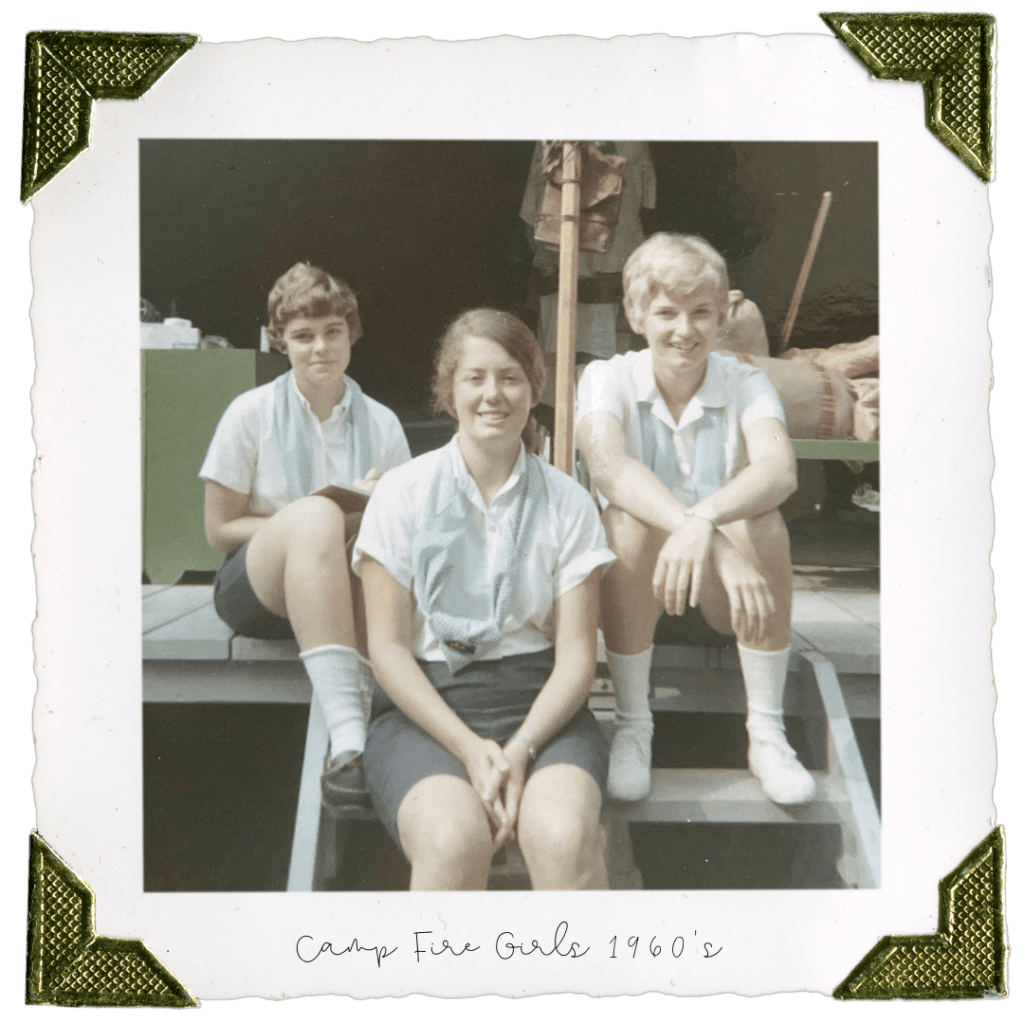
top-left (353, 309), bottom-right (614, 890)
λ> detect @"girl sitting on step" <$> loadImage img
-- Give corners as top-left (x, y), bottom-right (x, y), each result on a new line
top-left (353, 309), bottom-right (615, 890)
top-left (200, 263), bottom-right (410, 808)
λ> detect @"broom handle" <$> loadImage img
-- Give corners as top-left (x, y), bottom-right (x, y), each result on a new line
top-left (778, 190), bottom-right (832, 352)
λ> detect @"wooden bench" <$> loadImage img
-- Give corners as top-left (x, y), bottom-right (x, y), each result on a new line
top-left (143, 584), bottom-right (880, 890)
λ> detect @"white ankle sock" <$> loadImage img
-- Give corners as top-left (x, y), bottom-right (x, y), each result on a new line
top-left (299, 644), bottom-right (366, 766)
top-left (607, 648), bottom-right (654, 725)
top-left (737, 644), bottom-right (791, 740)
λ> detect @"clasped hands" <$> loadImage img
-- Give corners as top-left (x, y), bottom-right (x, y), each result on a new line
top-left (464, 735), bottom-right (532, 849)
top-left (653, 514), bottom-right (775, 642)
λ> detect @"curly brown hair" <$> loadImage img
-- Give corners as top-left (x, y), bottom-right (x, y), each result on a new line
top-left (266, 263), bottom-right (363, 351)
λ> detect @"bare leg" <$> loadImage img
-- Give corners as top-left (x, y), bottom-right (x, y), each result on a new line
top-left (599, 505), bottom-right (666, 656)
top-left (695, 508), bottom-right (793, 652)
top-left (246, 496), bottom-right (369, 797)
top-left (601, 505), bottom-right (808, 804)
top-left (244, 495), bottom-right (360, 652)
top-left (696, 511), bottom-right (812, 804)
top-left (599, 507), bottom-right (666, 801)
top-left (397, 776), bottom-right (496, 891)
top-left (518, 765), bottom-right (608, 890)
top-left (347, 539), bottom-right (368, 659)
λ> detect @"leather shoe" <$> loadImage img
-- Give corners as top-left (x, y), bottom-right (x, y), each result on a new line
top-left (321, 755), bottom-right (371, 809)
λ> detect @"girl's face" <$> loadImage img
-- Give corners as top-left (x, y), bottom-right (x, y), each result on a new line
top-left (279, 314), bottom-right (352, 393)
top-left (642, 280), bottom-right (725, 380)
top-left (451, 335), bottom-right (533, 447)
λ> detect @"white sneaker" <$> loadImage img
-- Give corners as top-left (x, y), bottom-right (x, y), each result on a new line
top-left (748, 734), bottom-right (816, 805)
top-left (607, 720), bottom-right (654, 802)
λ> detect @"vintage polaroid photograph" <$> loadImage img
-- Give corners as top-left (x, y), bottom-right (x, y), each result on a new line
top-left (139, 136), bottom-right (880, 899)
top-left (14, 5), bottom-right (1019, 1013)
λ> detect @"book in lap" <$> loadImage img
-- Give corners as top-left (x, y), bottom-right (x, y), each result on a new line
top-left (313, 484), bottom-right (371, 514)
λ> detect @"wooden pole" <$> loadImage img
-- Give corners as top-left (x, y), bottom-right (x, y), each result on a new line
top-left (553, 141), bottom-right (582, 476)
top-left (778, 190), bottom-right (833, 353)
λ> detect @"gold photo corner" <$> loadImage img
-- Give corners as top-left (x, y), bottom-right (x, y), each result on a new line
top-left (21, 30), bottom-right (198, 203)
top-left (834, 827), bottom-right (1006, 999)
top-left (820, 12), bottom-right (994, 182)
top-left (26, 833), bottom-right (198, 1007)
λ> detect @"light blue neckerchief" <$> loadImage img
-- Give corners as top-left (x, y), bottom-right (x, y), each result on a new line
top-left (412, 442), bottom-right (546, 674)
top-left (272, 370), bottom-right (374, 497)
top-left (640, 401), bottom-right (727, 503)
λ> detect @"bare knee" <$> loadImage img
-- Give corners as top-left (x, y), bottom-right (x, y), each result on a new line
top-left (602, 506), bottom-right (664, 566)
top-left (737, 509), bottom-right (791, 567)
top-left (600, 507), bottom-right (664, 654)
top-left (521, 814), bottom-right (604, 877)
top-left (518, 771), bottom-right (606, 889)
top-left (754, 507), bottom-right (790, 548)
top-left (406, 814), bottom-right (492, 874)
top-left (283, 495), bottom-right (348, 548)
top-left (398, 781), bottom-right (493, 888)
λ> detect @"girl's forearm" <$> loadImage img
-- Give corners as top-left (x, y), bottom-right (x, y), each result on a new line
top-left (370, 641), bottom-right (484, 766)
top-left (506, 641), bottom-right (596, 755)
top-left (590, 451), bottom-right (693, 534)
top-left (689, 457), bottom-right (797, 527)
top-left (208, 515), bottom-right (269, 553)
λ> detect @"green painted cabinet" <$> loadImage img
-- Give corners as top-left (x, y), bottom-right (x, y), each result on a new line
top-left (142, 350), bottom-right (289, 584)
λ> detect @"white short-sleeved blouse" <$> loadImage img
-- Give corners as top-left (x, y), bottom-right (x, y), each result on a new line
top-left (199, 372), bottom-right (410, 516)
top-left (576, 349), bottom-right (786, 507)
top-left (352, 437), bottom-right (616, 663)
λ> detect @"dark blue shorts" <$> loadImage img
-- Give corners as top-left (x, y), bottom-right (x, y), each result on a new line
top-left (212, 540), bottom-right (294, 640)
top-left (364, 649), bottom-right (609, 850)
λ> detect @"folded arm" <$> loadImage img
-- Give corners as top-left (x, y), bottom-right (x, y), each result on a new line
top-left (689, 416), bottom-right (797, 526)
top-left (577, 411), bottom-right (693, 534)
top-left (577, 411), bottom-right (796, 528)
top-left (205, 471), bottom-right (386, 554)
top-left (577, 411), bottom-right (797, 616)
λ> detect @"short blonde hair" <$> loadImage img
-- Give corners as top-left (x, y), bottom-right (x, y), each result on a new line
top-left (622, 233), bottom-right (729, 334)
top-left (266, 263), bottom-right (363, 352)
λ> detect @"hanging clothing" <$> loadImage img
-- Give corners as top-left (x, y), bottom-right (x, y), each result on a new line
top-left (520, 141), bottom-right (657, 277)
top-left (533, 141), bottom-right (626, 254)
top-left (520, 141), bottom-right (657, 358)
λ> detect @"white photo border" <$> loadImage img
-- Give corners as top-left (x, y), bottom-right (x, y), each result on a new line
top-left (29, 29), bottom-right (991, 999)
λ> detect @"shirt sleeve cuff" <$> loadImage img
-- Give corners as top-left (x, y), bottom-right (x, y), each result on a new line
top-left (552, 548), bottom-right (616, 600)
top-left (350, 536), bottom-right (413, 589)
top-left (198, 468), bottom-right (251, 495)
top-left (740, 395), bottom-right (788, 429)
